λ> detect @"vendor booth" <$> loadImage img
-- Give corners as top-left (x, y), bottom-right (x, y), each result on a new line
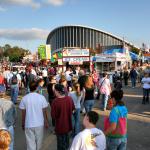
top-left (92, 48), bottom-right (132, 73)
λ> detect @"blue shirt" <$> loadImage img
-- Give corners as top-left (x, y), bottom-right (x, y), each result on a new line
top-left (109, 105), bottom-right (128, 123)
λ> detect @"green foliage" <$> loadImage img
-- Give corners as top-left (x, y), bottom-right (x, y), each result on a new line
top-left (1, 44), bottom-right (31, 62)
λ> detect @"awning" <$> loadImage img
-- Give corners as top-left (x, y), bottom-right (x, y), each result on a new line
top-left (129, 52), bottom-right (139, 60)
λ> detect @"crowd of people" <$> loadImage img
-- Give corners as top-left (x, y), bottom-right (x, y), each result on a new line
top-left (0, 63), bottom-right (149, 150)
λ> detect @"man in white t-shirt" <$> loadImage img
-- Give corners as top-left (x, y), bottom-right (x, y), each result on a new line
top-left (70, 111), bottom-right (106, 150)
top-left (19, 82), bottom-right (49, 150)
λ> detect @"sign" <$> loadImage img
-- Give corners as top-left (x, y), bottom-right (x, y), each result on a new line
top-left (63, 49), bottom-right (89, 56)
top-left (69, 61), bottom-right (83, 65)
top-left (38, 45), bottom-right (46, 59)
top-left (58, 59), bottom-right (63, 65)
top-left (95, 57), bottom-right (114, 62)
top-left (92, 56), bottom-right (115, 62)
top-left (63, 57), bottom-right (89, 62)
top-left (46, 45), bottom-right (51, 59)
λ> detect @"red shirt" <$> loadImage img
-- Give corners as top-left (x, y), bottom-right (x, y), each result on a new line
top-left (51, 96), bottom-right (75, 134)
top-left (0, 75), bottom-right (4, 84)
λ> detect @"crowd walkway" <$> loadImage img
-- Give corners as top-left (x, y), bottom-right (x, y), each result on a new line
top-left (13, 83), bottom-right (150, 150)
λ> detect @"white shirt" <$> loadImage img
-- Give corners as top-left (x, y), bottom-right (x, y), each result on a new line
top-left (55, 74), bottom-right (61, 83)
top-left (99, 77), bottom-right (111, 95)
top-left (31, 69), bottom-right (37, 76)
top-left (9, 72), bottom-right (21, 87)
top-left (3, 70), bottom-right (10, 79)
top-left (142, 77), bottom-right (150, 89)
top-left (70, 128), bottom-right (106, 150)
top-left (65, 71), bottom-right (72, 81)
top-left (10, 72), bottom-right (21, 81)
top-left (42, 69), bottom-right (48, 77)
top-left (19, 93), bottom-right (48, 128)
top-left (3, 70), bottom-right (11, 82)
top-left (68, 91), bottom-right (84, 109)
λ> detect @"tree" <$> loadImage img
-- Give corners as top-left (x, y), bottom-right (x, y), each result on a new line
top-left (2, 45), bottom-right (31, 62)
top-left (3, 44), bottom-right (11, 51)
top-left (0, 46), bottom-right (4, 59)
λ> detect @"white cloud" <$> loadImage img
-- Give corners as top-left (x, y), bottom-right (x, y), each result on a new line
top-left (0, 28), bottom-right (49, 40)
top-left (46, 0), bottom-right (65, 6)
top-left (0, 0), bottom-right (40, 9)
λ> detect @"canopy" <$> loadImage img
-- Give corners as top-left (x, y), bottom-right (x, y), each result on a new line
top-left (104, 48), bottom-right (125, 54)
top-left (104, 48), bottom-right (139, 60)
top-left (129, 52), bottom-right (139, 60)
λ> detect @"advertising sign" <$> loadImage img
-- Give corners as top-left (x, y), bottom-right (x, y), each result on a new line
top-left (63, 57), bottom-right (89, 62)
top-left (46, 44), bottom-right (51, 59)
top-left (58, 59), bottom-right (63, 65)
top-left (63, 49), bottom-right (89, 57)
top-left (69, 61), bottom-right (83, 65)
top-left (38, 45), bottom-right (46, 59)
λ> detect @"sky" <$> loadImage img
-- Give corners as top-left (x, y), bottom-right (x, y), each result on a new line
top-left (0, 0), bottom-right (150, 53)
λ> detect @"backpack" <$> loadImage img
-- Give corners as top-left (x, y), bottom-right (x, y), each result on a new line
top-left (11, 74), bottom-right (18, 85)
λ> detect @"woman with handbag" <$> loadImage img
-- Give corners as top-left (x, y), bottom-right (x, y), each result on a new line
top-left (99, 72), bottom-right (111, 111)
top-left (104, 90), bottom-right (128, 150)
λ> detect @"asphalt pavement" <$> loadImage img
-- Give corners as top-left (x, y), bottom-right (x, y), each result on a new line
top-left (12, 83), bottom-right (150, 150)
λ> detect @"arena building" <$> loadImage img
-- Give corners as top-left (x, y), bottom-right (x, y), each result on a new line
top-left (46, 25), bottom-right (138, 72)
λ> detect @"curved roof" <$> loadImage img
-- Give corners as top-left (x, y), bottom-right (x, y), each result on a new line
top-left (47, 25), bottom-right (139, 49)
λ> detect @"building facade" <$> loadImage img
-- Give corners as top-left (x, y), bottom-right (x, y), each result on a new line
top-left (46, 25), bottom-right (135, 53)
top-left (46, 25), bottom-right (137, 72)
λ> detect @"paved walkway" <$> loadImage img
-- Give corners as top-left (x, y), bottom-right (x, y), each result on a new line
top-left (12, 84), bottom-right (150, 150)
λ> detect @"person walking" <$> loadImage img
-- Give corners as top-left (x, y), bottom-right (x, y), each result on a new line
top-left (0, 91), bottom-right (17, 150)
top-left (104, 90), bottom-right (128, 150)
top-left (68, 83), bottom-right (85, 137)
top-left (84, 75), bottom-right (95, 113)
top-left (3, 67), bottom-right (11, 91)
top-left (19, 82), bottom-right (49, 150)
top-left (129, 67), bottom-right (138, 88)
top-left (141, 72), bottom-right (150, 104)
top-left (10, 68), bottom-right (21, 104)
top-left (99, 72), bottom-right (111, 111)
top-left (123, 68), bottom-right (129, 86)
top-left (70, 111), bottom-right (106, 150)
top-left (47, 76), bottom-right (56, 128)
top-left (42, 68), bottom-right (48, 87)
top-left (0, 71), bottom-right (6, 96)
top-left (51, 84), bottom-right (75, 150)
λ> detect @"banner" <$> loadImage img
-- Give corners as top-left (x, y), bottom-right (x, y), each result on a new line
top-left (38, 45), bottom-right (46, 59)
top-left (63, 49), bottom-right (89, 57)
top-left (46, 44), bottom-right (51, 59)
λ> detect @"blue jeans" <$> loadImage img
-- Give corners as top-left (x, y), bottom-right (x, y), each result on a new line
top-left (101, 94), bottom-right (109, 109)
top-left (143, 88), bottom-right (149, 103)
top-left (72, 108), bottom-right (80, 137)
top-left (56, 133), bottom-right (69, 150)
top-left (107, 137), bottom-right (127, 150)
top-left (11, 86), bottom-right (19, 104)
top-left (84, 100), bottom-right (94, 113)
top-left (131, 77), bottom-right (136, 87)
top-left (8, 126), bottom-right (14, 150)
